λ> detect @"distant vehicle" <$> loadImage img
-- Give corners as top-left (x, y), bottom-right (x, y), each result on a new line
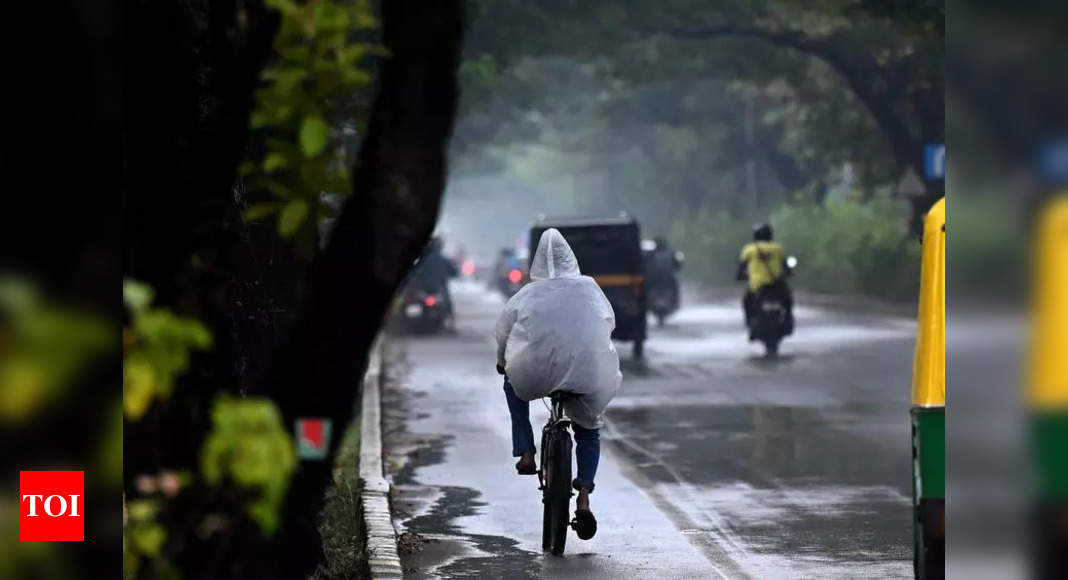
top-left (494, 247), bottom-right (527, 298)
top-left (529, 216), bottom-right (647, 358)
top-left (460, 258), bottom-right (477, 277)
top-left (642, 238), bottom-right (685, 326)
top-left (394, 280), bottom-right (450, 334)
top-left (747, 255), bottom-right (798, 356)
top-left (391, 241), bottom-right (457, 334)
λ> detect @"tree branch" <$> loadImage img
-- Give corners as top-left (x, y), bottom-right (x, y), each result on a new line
top-left (663, 24), bottom-right (841, 64)
top-left (662, 24), bottom-right (925, 176)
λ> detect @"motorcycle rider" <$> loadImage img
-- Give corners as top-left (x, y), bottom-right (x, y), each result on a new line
top-left (644, 236), bottom-right (682, 307)
top-left (495, 228), bottom-right (622, 541)
top-left (494, 247), bottom-right (523, 295)
top-left (412, 236), bottom-right (458, 316)
top-left (736, 223), bottom-right (794, 339)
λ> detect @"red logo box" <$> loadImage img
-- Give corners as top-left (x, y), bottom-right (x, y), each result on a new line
top-left (20, 471), bottom-right (84, 541)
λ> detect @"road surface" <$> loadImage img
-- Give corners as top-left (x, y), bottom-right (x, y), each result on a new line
top-left (381, 280), bottom-right (919, 579)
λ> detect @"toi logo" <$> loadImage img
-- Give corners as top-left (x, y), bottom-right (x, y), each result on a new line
top-left (20, 471), bottom-right (84, 541)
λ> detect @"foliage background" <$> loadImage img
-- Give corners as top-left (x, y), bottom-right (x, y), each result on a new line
top-left (440, 0), bottom-right (947, 301)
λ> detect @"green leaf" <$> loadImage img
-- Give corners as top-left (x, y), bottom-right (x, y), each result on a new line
top-left (278, 199), bottom-right (309, 237)
top-left (127, 499), bottom-right (160, 522)
top-left (199, 395), bottom-right (296, 536)
top-left (250, 110), bottom-right (269, 129)
top-left (184, 320), bottom-right (213, 349)
top-left (261, 66), bottom-right (306, 84)
top-left (123, 280), bottom-right (155, 313)
top-left (341, 68), bottom-right (373, 87)
top-left (265, 181), bottom-right (296, 199)
top-left (299, 116), bottom-right (329, 158)
top-left (0, 277), bottom-right (38, 314)
top-left (132, 524), bottom-right (166, 557)
top-left (123, 356), bottom-right (157, 420)
top-left (264, 0), bottom-right (299, 15)
top-left (245, 202), bottom-right (282, 223)
top-left (262, 152), bottom-right (289, 173)
top-left (353, 0), bottom-right (378, 29)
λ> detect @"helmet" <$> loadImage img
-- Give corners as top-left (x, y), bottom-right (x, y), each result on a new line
top-left (752, 223), bottom-right (773, 241)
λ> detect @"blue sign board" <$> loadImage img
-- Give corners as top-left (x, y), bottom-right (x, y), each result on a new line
top-left (1037, 140), bottom-right (1068, 184)
top-left (924, 144), bottom-right (945, 180)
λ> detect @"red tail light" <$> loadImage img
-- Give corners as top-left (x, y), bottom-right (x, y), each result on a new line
top-left (424, 295), bottom-right (437, 307)
top-left (461, 260), bottom-right (475, 276)
top-left (508, 269), bottom-right (522, 284)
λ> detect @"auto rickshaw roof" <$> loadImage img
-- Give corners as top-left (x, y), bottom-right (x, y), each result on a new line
top-left (527, 216), bottom-right (643, 276)
top-left (532, 215), bottom-right (638, 229)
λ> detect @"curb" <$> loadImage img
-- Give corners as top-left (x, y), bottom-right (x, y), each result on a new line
top-left (359, 345), bottom-right (403, 579)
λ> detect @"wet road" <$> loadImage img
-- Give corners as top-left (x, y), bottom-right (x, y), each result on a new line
top-left (382, 281), bottom-right (918, 579)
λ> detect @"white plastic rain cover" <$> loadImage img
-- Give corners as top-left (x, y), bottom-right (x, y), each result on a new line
top-left (495, 228), bottom-right (622, 429)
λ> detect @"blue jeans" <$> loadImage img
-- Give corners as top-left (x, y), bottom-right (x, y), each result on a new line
top-left (504, 378), bottom-right (600, 493)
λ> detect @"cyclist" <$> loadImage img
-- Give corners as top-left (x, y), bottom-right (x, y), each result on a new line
top-left (495, 228), bottom-right (622, 541)
top-left (736, 222), bottom-right (794, 338)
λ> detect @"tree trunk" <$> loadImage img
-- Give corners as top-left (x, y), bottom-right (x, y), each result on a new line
top-left (260, 0), bottom-right (466, 577)
top-left (123, 0), bottom-right (464, 576)
top-left (123, 0), bottom-right (281, 473)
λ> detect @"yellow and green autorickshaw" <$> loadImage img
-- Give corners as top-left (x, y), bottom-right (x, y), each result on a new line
top-left (1029, 194), bottom-right (1068, 577)
top-left (912, 197), bottom-right (944, 579)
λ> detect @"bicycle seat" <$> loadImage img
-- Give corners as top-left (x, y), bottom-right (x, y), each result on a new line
top-left (550, 391), bottom-right (578, 403)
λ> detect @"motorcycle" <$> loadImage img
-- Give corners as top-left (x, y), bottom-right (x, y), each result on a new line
top-left (397, 286), bottom-right (449, 334)
top-left (497, 266), bottom-right (525, 298)
top-left (648, 284), bottom-right (679, 326)
top-left (749, 255), bottom-right (797, 357)
top-left (643, 246), bottom-right (685, 326)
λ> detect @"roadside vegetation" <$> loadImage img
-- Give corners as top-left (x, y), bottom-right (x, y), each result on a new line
top-left (315, 419), bottom-right (366, 580)
top-left (672, 191), bottom-right (1023, 302)
top-left (672, 193), bottom-right (922, 300)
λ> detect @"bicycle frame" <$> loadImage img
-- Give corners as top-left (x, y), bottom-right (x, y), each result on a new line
top-left (538, 395), bottom-right (571, 489)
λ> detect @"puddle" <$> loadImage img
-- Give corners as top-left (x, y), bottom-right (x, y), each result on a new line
top-left (382, 351), bottom-right (541, 579)
top-left (604, 402), bottom-right (911, 578)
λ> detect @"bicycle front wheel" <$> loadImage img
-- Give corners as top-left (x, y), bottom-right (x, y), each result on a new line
top-left (542, 426), bottom-right (572, 556)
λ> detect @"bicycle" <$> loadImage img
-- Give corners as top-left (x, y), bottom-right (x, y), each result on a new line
top-left (539, 390), bottom-right (576, 555)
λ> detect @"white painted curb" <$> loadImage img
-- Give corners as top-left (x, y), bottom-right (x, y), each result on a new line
top-left (359, 345), bottom-right (403, 578)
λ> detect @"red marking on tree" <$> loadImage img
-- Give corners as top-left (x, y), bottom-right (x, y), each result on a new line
top-left (301, 420), bottom-right (324, 449)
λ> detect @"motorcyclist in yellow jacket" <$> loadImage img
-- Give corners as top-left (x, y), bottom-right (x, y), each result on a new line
top-left (736, 223), bottom-right (794, 339)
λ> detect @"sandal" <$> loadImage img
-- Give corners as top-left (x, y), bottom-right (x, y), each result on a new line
top-left (572, 509), bottom-right (597, 540)
top-left (515, 458), bottom-right (537, 475)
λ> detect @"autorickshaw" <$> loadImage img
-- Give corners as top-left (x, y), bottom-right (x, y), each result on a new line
top-left (529, 216), bottom-right (647, 358)
top-left (1029, 193), bottom-right (1068, 577)
top-left (911, 197), bottom-right (944, 579)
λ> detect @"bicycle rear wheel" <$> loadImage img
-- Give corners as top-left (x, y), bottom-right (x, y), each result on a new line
top-left (540, 427), bottom-right (552, 552)
top-left (541, 426), bottom-right (572, 555)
